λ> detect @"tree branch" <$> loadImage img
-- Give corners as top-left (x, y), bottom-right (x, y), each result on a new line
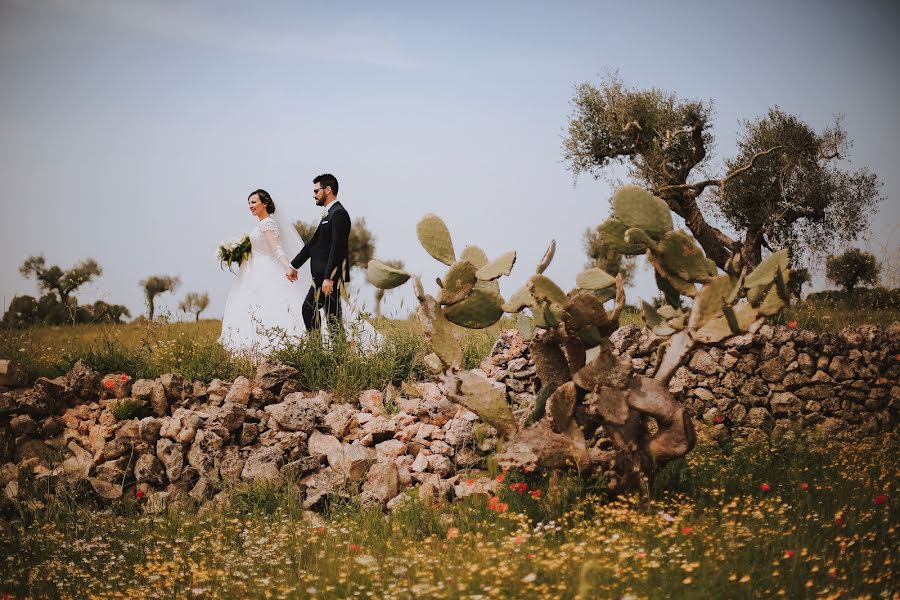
top-left (654, 145), bottom-right (782, 196)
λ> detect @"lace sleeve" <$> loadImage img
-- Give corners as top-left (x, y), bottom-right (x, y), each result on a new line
top-left (261, 219), bottom-right (288, 263)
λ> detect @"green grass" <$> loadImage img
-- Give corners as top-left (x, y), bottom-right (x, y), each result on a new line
top-left (1, 431), bottom-right (895, 598)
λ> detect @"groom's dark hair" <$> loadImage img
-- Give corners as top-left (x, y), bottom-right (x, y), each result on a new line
top-left (314, 173), bottom-right (339, 196)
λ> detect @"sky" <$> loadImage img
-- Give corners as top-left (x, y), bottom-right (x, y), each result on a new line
top-left (1, 0), bottom-right (898, 321)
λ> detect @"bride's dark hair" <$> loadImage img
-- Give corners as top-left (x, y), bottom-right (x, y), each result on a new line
top-left (249, 189), bottom-right (276, 214)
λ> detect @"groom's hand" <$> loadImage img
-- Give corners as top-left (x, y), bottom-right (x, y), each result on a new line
top-left (286, 268), bottom-right (298, 282)
top-left (322, 279), bottom-right (334, 295)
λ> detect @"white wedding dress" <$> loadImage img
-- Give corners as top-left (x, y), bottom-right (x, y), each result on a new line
top-left (219, 212), bottom-right (382, 356)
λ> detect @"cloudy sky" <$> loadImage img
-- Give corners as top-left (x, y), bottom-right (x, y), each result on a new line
top-left (1, 0), bottom-right (897, 320)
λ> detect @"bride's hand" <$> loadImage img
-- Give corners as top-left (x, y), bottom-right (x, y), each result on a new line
top-left (285, 268), bottom-right (298, 282)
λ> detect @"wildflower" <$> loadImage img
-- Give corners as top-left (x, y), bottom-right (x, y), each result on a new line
top-left (120, 373), bottom-right (128, 381)
top-left (760, 483), bottom-right (771, 492)
top-left (527, 553), bottom-right (536, 560)
top-left (530, 489), bottom-right (542, 499)
top-left (787, 320), bottom-right (798, 329)
top-left (487, 496), bottom-right (508, 512)
top-left (135, 490), bottom-right (145, 500)
top-left (874, 494), bottom-right (888, 505)
top-left (801, 482), bottom-right (810, 490)
top-left (348, 544), bottom-right (360, 552)
top-left (447, 527), bottom-right (459, 539)
top-left (827, 568), bottom-right (837, 579)
top-left (103, 379), bottom-right (115, 389)
top-left (496, 474), bottom-right (505, 483)
top-left (681, 527), bottom-right (693, 535)
top-left (465, 479), bottom-right (475, 486)
top-left (513, 537), bottom-right (524, 545)
top-left (317, 527), bottom-right (325, 534)
top-left (714, 415), bottom-right (724, 423)
top-left (834, 515), bottom-right (843, 526)
top-left (783, 550), bottom-right (795, 559)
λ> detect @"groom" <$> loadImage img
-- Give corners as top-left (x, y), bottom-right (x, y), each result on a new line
top-left (288, 173), bottom-right (351, 334)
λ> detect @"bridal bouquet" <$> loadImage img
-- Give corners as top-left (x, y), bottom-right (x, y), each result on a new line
top-left (217, 235), bottom-right (251, 272)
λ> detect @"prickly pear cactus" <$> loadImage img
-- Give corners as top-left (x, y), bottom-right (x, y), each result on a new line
top-left (367, 187), bottom-right (791, 495)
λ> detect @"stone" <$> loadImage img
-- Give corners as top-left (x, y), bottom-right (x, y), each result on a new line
top-left (65, 360), bottom-right (99, 398)
top-left (796, 353), bottom-right (815, 376)
top-left (207, 379), bottom-right (230, 404)
top-left (10, 414), bottom-right (37, 437)
top-left (427, 454), bottom-right (453, 477)
top-left (688, 350), bottom-right (717, 376)
top-left (98, 438), bottom-right (132, 462)
top-left (444, 418), bottom-right (474, 447)
top-left (138, 417), bottom-right (162, 442)
top-left (240, 423), bottom-right (259, 446)
top-left (361, 416), bottom-right (395, 444)
top-left (114, 420), bottom-right (141, 440)
top-left (264, 393), bottom-right (328, 433)
top-left (770, 392), bottom-right (802, 417)
top-left (302, 468), bottom-right (346, 510)
top-left (693, 388), bottom-right (716, 402)
top-left (95, 456), bottom-right (132, 483)
top-left (729, 403), bottom-right (747, 423)
top-left (254, 360), bottom-right (299, 390)
top-left (359, 390), bottom-right (385, 415)
top-left (241, 446), bottom-right (284, 481)
top-left (828, 356), bottom-right (855, 381)
top-left (15, 389), bottom-right (53, 418)
top-left (187, 429), bottom-right (224, 481)
top-left (759, 358), bottom-right (786, 383)
top-left (0, 360), bottom-right (27, 388)
top-left (61, 441), bottom-right (94, 479)
top-left (747, 407), bottom-right (774, 431)
top-left (189, 477), bottom-right (215, 502)
top-left (88, 477), bottom-right (122, 500)
top-left (143, 491), bottom-right (170, 514)
top-left (134, 454), bottom-right (165, 483)
top-left (321, 404), bottom-right (357, 437)
top-left (224, 376), bottom-right (253, 405)
top-left (282, 456), bottom-right (322, 480)
top-left (361, 460), bottom-right (399, 504)
top-left (159, 373), bottom-right (190, 406)
top-left (375, 440), bottom-right (407, 461)
top-left (156, 439), bottom-right (184, 482)
top-left (411, 451), bottom-right (429, 473)
top-left (308, 430), bottom-right (341, 462)
top-left (220, 446), bottom-right (246, 483)
top-left (216, 402), bottom-right (247, 431)
top-left (332, 443), bottom-right (375, 481)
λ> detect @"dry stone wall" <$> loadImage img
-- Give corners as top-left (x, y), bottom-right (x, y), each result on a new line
top-left (0, 322), bottom-right (896, 513)
top-left (483, 323), bottom-right (900, 444)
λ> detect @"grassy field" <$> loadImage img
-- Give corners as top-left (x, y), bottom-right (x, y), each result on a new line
top-left (1, 431), bottom-right (895, 599)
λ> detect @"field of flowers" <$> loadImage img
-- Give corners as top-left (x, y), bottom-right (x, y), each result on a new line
top-left (2, 430), bottom-right (895, 599)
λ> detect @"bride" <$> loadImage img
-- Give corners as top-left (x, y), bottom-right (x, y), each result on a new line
top-left (219, 189), bottom-right (381, 355)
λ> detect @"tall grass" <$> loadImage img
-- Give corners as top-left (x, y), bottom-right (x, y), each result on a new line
top-left (2, 432), bottom-right (895, 598)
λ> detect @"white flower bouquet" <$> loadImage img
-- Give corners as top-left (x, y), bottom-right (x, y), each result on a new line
top-left (217, 235), bottom-right (251, 273)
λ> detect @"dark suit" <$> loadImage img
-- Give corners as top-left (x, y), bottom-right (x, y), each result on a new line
top-left (291, 201), bottom-right (351, 332)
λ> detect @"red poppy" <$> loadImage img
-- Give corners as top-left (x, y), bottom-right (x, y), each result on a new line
top-left (317, 527), bottom-right (325, 533)
top-left (465, 479), bottom-right (475, 486)
top-left (783, 550), bottom-right (795, 559)
top-left (760, 483), bottom-right (771, 492)
top-left (874, 494), bottom-right (888, 505)
top-left (530, 489), bottom-right (542, 499)
top-left (834, 516), bottom-right (843, 526)
top-left (681, 527), bottom-right (693, 535)
top-left (348, 544), bottom-right (360, 551)
top-left (496, 474), bottom-right (505, 483)
top-left (487, 496), bottom-right (508, 512)
top-left (527, 553), bottom-right (536, 560)
top-left (103, 379), bottom-right (115, 389)
top-left (120, 374), bottom-right (128, 381)
top-left (787, 320), bottom-right (798, 329)
top-left (801, 483), bottom-right (809, 490)
top-left (135, 490), bottom-right (145, 500)
top-left (714, 416), bottom-right (723, 423)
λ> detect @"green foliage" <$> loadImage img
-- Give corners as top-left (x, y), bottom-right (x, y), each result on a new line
top-left (366, 260), bottom-right (410, 290)
top-left (825, 248), bottom-right (881, 295)
top-left (19, 255), bottom-right (103, 302)
top-left (369, 259), bottom-right (405, 318)
top-left (416, 214), bottom-right (456, 265)
top-left (718, 109), bottom-right (883, 265)
top-left (178, 292), bottom-right (210, 322)
top-left (111, 398), bottom-right (144, 421)
top-left (139, 275), bottom-right (180, 321)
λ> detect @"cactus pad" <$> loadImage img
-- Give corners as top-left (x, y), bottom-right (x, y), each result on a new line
top-left (612, 185), bottom-right (673, 240)
top-left (438, 261), bottom-right (478, 306)
top-left (476, 250), bottom-right (517, 281)
top-left (366, 260), bottom-right (411, 289)
top-left (443, 281), bottom-right (504, 329)
top-left (416, 214), bottom-right (456, 265)
top-left (576, 267), bottom-right (616, 291)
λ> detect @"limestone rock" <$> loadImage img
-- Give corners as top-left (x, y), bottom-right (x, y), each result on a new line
top-left (156, 439), bottom-right (184, 482)
top-left (254, 360), bottom-right (299, 390)
top-left (134, 454), bottom-right (165, 484)
top-left (241, 446), bottom-right (283, 481)
top-left (359, 390), bottom-right (385, 415)
top-left (88, 477), bottom-right (122, 500)
top-left (187, 429), bottom-right (224, 481)
top-left (361, 460), bottom-right (399, 505)
top-left (224, 376), bottom-right (252, 405)
top-left (264, 393), bottom-right (327, 433)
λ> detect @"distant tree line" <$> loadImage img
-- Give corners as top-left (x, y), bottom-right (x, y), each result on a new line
top-left (2, 255), bottom-right (207, 328)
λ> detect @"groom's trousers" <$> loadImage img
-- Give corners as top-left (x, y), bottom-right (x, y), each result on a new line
top-left (302, 278), bottom-right (343, 338)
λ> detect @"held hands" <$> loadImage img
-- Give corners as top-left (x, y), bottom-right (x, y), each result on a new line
top-left (321, 279), bottom-right (334, 295)
top-left (285, 268), bottom-right (298, 282)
